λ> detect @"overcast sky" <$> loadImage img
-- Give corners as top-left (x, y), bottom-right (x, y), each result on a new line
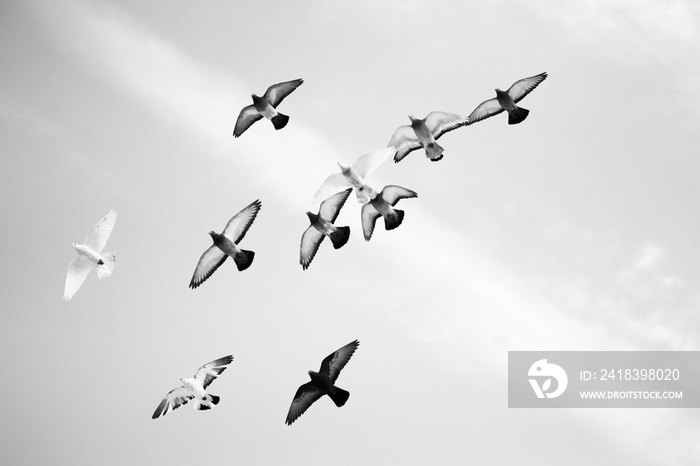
top-left (1, 0), bottom-right (700, 464)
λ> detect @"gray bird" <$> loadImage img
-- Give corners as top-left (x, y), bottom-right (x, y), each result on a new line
top-left (189, 200), bottom-right (261, 289)
top-left (467, 72), bottom-right (547, 125)
top-left (300, 188), bottom-right (352, 270)
top-left (286, 340), bottom-right (359, 426)
top-left (361, 185), bottom-right (418, 241)
top-left (388, 112), bottom-right (469, 163)
top-left (233, 78), bottom-right (304, 137)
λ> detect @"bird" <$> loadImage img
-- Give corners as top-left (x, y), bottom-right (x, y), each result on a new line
top-left (388, 112), bottom-right (469, 163)
top-left (233, 78), bottom-right (304, 137)
top-left (64, 209), bottom-right (118, 301)
top-left (189, 199), bottom-right (261, 289)
top-left (152, 355), bottom-right (234, 419)
top-left (466, 72), bottom-right (547, 125)
top-left (311, 147), bottom-right (396, 205)
top-left (285, 340), bottom-right (359, 426)
top-left (361, 185), bottom-right (418, 241)
top-left (300, 188), bottom-right (352, 270)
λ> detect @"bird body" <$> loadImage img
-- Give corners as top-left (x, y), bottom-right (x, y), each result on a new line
top-left (233, 78), bottom-right (303, 137)
top-left (300, 189), bottom-right (352, 270)
top-left (388, 112), bottom-right (469, 163)
top-left (361, 185), bottom-right (418, 241)
top-left (467, 72), bottom-right (547, 125)
top-left (64, 210), bottom-right (118, 300)
top-left (189, 200), bottom-right (261, 288)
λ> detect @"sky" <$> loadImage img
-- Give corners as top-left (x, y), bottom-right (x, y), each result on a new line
top-left (1, 0), bottom-right (700, 464)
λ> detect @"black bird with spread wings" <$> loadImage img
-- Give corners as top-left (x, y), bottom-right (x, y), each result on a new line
top-left (285, 340), bottom-right (359, 425)
top-left (300, 188), bottom-right (352, 270)
top-left (233, 78), bottom-right (304, 137)
top-left (467, 72), bottom-right (547, 125)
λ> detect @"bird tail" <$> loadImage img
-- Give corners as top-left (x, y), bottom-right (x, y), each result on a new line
top-left (194, 394), bottom-right (218, 411)
top-left (329, 387), bottom-right (350, 407)
top-left (508, 106), bottom-right (529, 124)
top-left (271, 113), bottom-right (289, 130)
top-left (234, 250), bottom-right (255, 271)
top-left (425, 142), bottom-right (444, 161)
top-left (384, 209), bottom-right (405, 231)
top-left (96, 252), bottom-right (116, 279)
top-left (329, 226), bottom-right (350, 249)
top-left (210, 394), bottom-right (220, 406)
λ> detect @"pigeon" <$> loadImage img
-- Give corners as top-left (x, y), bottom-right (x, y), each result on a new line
top-left (300, 188), bottom-right (352, 270)
top-left (361, 185), bottom-right (418, 241)
top-left (233, 78), bottom-right (304, 137)
top-left (311, 147), bottom-right (396, 205)
top-left (152, 355), bottom-right (234, 419)
top-left (64, 209), bottom-right (118, 301)
top-left (285, 340), bottom-right (359, 426)
top-left (466, 72), bottom-right (547, 125)
top-left (189, 199), bottom-right (261, 289)
top-left (388, 112), bottom-right (469, 163)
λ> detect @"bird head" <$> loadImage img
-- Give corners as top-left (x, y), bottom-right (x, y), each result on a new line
top-left (337, 162), bottom-right (352, 176)
top-left (408, 115), bottom-right (416, 122)
top-left (306, 211), bottom-right (319, 223)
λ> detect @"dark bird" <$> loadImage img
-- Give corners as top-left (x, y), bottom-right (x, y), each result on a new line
top-left (388, 112), bottom-right (469, 163)
top-left (300, 188), bottom-right (352, 270)
top-left (152, 355), bottom-right (233, 419)
top-left (467, 72), bottom-right (547, 125)
top-left (285, 340), bottom-right (359, 425)
top-left (189, 199), bottom-right (261, 289)
top-left (361, 185), bottom-right (418, 241)
top-left (233, 78), bottom-right (304, 137)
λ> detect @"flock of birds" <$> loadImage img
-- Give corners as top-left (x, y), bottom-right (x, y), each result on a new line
top-left (63, 71), bottom-right (547, 424)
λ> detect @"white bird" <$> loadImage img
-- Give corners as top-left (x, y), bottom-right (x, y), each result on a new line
top-left (361, 185), bottom-right (418, 241)
top-left (466, 72), bottom-right (547, 125)
top-left (233, 78), bottom-right (304, 137)
top-left (189, 200), bottom-right (261, 289)
top-left (300, 188), bottom-right (352, 270)
top-left (311, 147), bottom-right (396, 205)
top-left (64, 209), bottom-right (117, 301)
top-left (152, 355), bottom-right (234, 419)
top-left (388, 112), bottom-right (469, 163)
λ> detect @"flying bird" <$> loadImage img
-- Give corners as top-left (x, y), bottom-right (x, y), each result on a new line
top-left (466, 72), bottom-right (547, 125)
top-left (361, 185), bottom-right (418, 241)
top-left (64, 209), bottom-right (118, 301)
top-left (233, 78), bottom-right (304, 137)
top-left (189, 199), bottom-right (261, 289)
top-left (388, 112), bottom-right (469, 163)
top-left (152, 355), bottom-right (234, 419)
top-left (285, 340), bottom-right (359, 426)
top-left (311, 147), bottom-right (396, 205)
top-left (300, 188), bottom-right (352, 270)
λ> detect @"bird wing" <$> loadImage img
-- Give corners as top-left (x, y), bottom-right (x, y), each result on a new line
top-left (319, 340), bottom-right (359, 382)
top-left (351, 147), bottom-right (396, 179)
top-left (285, 381), bottom-right (323, 425)
top-left (194, 355), bottom-right (234, 389)
top-left (423, 111), bottom-right (469, 139)
top-left (311, 172), bottom-right (351, 206)
top-left (319, 188), bottom-right (352, 223)
top-left (387, 126), bottom-right (421, 163)
top-left (360, 203), bottom-right (381, 241)
top-left (233, 105), bottom-right (263, 137)
top-left (84, 210), bottom-right (117, 253)
top-left (222, 199), bottom-right (262, 243)
top-left (299, 225), bottom-right (325, 270)
top-left (189, 245), bottom-right (227, 289)
top-left (63, 255), bottom-right (93, 300)
top-left (507, 72), bottom-right (547, 103)
top-left (152, 386), bottom-right (194, 419)
top-left (263, 78), bottom-right (304, 107)
top-left (380, 185), bottom-right (418, 205)
top-left (466, 98), bottom-right (505, 125)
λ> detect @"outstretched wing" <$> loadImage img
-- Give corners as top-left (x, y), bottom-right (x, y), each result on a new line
top-left (319, 340), bottom-right (359, 382)
top-left (263, 78), bottom-right (304, 107)
top-left (388, 126), bottom-right (421, 163)
top-left (194, 355), bottom-right (234, 389)
top-left (507, 72), bottom-right (547, 103)
top-left (233, 105), bottom-right (263, 137)
top-left (285, 381), bottom-right (323, 425)
top-left (319, 188), bottom-right (352, 223)
top-left (299, 225), bottom-right (325, 271)
top-left (222, 199), bottom-right (262, 243)
top-left (360, 203), bottom-right (381, 241)
top-left (381, 185), bottom-right (418, 205)
top-left (423, 111), bottom-right (469, 139)
top-left (64, 255), bottom-right (93, 300)
top-left (152, 386), bottom-right (194, 419)
top-left (466, 98), bottom-right (504, 125)
top-left (351, 147), bottom-right (396, 179)
top-left (189, 245), bottom-right (227, 289)
top-left (84, 210), bottom-right (117, 253)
